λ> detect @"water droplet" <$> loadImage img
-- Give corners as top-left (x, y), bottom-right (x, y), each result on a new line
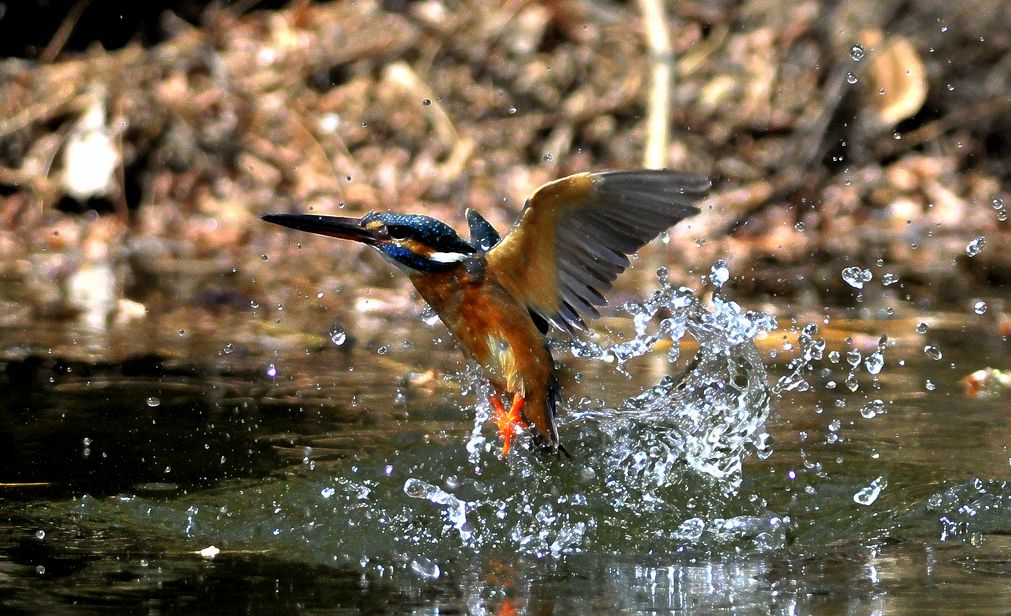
top-left (841, 266), bottom-right (872, 289)
top-left (846, 71), bottom-right (858, 84)
top-left (845, 373), bottom-right (859, 392)
top-left (973, 301), bottom-right (987, 314)
top-left (421, 305), bottom-right (441, 326)
top-left (377, 345), bottom-right (388, 355)
top-left (755, 432), bottom-right (775, 459)
top-left (266, 363), bottom-right (278, 378)
top-left (915, 322), bottom-right (928, 334)
top-left (178, 329), bottom-right (186, 337)
top-left (330, 326), bottom-right (346, 346)
top-left (882, 273), bottom-right (899, 286)
top-left (850, 44), bottom-right (865, 61)
top-left (223, 343), bottom-right (235, 354)
top-left (672, 517), bottom-right (705, 543)
top-left (965, 236), bottom-right (986, 256)
top-left (710, 260), bottom-right (730, 286)
top-left (542, 153), bottom-right (553, 162)
top-left (260, 254), bottom-right (268, 261)
top-left (860, 399), bottom-right (885, 419)
top-left (923, 344), bottom-right (942, 360)
top-left (320, 487), bottom-right (335, 499)
top-left (925, 378), bottom-right (936, 391)
top-left (403, 478), bottom-right (431, 499)
top-left (146, 396), bottom-right (160, 407)
top-left (864, 351), bottom-right (884, 375)
top-left (795, 221), bottom-right (806, 231)
top-left (992, 197), bottom-right (1005, 210)
top-left (35, 530), bottom-right (45, 540)
top-left (410, 556), bottom-right (441, 579)
top-left (655, 266), bottom-right (669, 281)
top-left (853, 476), bottom-right (886, 505)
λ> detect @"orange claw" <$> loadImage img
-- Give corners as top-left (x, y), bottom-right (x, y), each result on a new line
top-left (490, 393), bottom-right (526, 456)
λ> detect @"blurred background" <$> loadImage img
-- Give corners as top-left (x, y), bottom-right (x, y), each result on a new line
top-left (0, 1), bottom-right (1009, 613)
top-left (1, 0), bottom-right (1007, 342)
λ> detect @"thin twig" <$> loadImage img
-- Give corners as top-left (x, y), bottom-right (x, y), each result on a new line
top-left (40, 0), bottom-right (92, 63)
top-left (383, 62), bottom-right (473, 177)
top-left (384, 62), bottom-right (461, 148)
top-left (0, 82), bottom-right (80, 140)
top-left (637, 0), bottom-right (678, 379)
top-left (637, 0), bottom-right (672, 170)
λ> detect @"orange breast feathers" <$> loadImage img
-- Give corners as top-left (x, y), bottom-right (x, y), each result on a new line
top-left (409, 269), bottom-right (558, 442)
top-left (456, 284), bottom-right (552, 396)
top-left (410, 269), bottom-right (552, 398)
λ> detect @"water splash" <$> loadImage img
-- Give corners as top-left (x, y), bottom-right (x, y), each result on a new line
top-left (964, 236), bottom-right (986, 257)
top-left (773, 323), bottom-right (825, 393)
top-left (554, 269), bottom-right (774, 492)
top-left (404, 478), bottom-right (473, 544)
top-left (394, 266), bottom-right (777, 555)
top-left (853, 476), bottom-right (887, 505)
top-left (41, 264), bottom-right (782, 571)
top-left (841, 266), bottom-right (872, 289)
top-left (926, 479), bottom-right (1011, 542)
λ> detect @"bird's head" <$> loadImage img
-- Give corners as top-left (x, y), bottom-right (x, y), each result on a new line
top-left (262, 212), bottom-right (476, 273)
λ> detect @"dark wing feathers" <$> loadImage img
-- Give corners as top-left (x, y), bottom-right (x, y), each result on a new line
top-left (487, 169), bottom-right (710, 334)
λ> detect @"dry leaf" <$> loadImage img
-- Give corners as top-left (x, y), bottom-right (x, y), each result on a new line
top-left (862, 30), bottom-right (928, 127)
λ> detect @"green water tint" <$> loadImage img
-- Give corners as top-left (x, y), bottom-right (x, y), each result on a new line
top-left (2, 269), bottom-right (1010, 612)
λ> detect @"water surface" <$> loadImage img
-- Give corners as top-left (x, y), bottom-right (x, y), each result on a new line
top-left (1, 275), bottom-right (1009, 614)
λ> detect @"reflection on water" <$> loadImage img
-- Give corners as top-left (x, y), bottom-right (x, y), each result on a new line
top-left (1, 269), bottom-right (1010, 613)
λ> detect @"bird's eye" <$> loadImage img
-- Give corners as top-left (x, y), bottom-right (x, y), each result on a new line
top-left (388, 226), bottom-right (411, 240)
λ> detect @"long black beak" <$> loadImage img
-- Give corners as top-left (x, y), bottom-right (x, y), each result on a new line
top-left (261, 214), bottom-right (377, 245)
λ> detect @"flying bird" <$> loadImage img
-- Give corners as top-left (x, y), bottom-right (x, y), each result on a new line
top-left (263, 170), bottom-right (709, 456)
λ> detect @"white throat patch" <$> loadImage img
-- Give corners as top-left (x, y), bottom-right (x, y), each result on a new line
top-left (428, 251), bottom-right (470, 263)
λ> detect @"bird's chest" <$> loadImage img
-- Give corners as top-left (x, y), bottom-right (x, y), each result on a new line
top-left (410, 267), bottom-right (547, 393)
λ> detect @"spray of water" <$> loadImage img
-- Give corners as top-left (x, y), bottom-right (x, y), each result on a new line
top-left (396, 261), bottom-right (779, 557)
top-left (49, 262), bottom-right (801, 574)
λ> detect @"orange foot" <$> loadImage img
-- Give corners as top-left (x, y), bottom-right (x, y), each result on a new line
top-left (490, 393), bottom-right (526, 456)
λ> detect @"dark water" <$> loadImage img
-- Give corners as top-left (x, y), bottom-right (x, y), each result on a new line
top-left (1, 284), bottom-right (1009, 614)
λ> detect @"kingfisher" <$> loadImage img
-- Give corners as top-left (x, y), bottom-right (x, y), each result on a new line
top-left (263, 170), bottom-right (709, 456)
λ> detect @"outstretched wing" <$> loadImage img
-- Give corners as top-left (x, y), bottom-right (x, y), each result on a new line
top-left (486, 169), bottom-right (710, 334)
